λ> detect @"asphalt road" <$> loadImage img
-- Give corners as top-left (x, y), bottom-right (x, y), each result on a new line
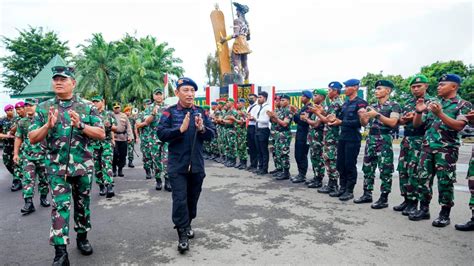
top-left (0, 143), bottom-right (473, 265)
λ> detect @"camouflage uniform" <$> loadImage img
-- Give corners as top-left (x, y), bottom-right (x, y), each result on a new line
top-left (148, 102), bottom-right (169, 182)
top-left (236, 107), bottom-right (248, 162)
top-left (323, 97), bottom-right (343, 183)
top-left (269, 107), bottom-right (280, 171)
top-left (209, 110), bottom-right (220, 157)
top-left (224, 108), bottom-right (239, 161)
top-left (31, 95), bottom-right (103, 246)
top-left (17, 116), bottom-right (49, 199)
top-left (0, 116), bottom-right (15, 175)
top-left (307, 111), bottom-right (325, 181)
top-left (137, 110), bottom-right (153, 173)
top-left (468, 147), bottom-right (474, 210)
top-left (213, 109), bottom-right (224, 158)
top-left (127, 115), bottom-right (137, 163)
top-left (91, 110), bottom-right (116, 186)
top-left (12, 116), bottom-right (25, 183)
top-left (273, 106), bottom-right (293, 170)
top-left (417, 96), bottom-right (472, 207)
top-left (362, 100), bottom-right (401, 193)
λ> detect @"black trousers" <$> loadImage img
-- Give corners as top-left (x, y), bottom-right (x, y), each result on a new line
top-left (255, 128), bottom-right (270, 171)
top-left (294, 140), bottom-right (309, 176)
top-left (169, 172), bottom-right (205, 228)
top-left (247, 125), bottom-right (258, 168)
top-left (336, 140), bottom-right (361, 193)
top-left (113, 141), bottom-right (128, 170)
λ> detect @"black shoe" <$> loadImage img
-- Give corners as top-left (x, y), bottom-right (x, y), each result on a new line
top-left (291, 175), bottom-right (306, 184)
top-left (118, 168), bottom-right (124, 177)
top-left (455, 218), bottom-right (474, 231)
top-left (113, 172), bottom-right (117, 177)
top-left (409, 203), bottom-right (430, 221)
top-left (106, 184), bottom-right (115, 198)
top-left (249, 167), bottom-right (259, 173)
top-left (304, 178), bottom-right (314, 185)
top-left (112, 166), bottom-right (117, 177)
top-left (339, 191), bottom-right (354, 201)
top-left (99, 184), bottom-right (106, 196)
top-left (275, 169), bottom-right (290, 180)
top-left (393, 198), bottom-right (409, 212)
top-left (238, 160), bottom-right (247, 170)
top-left (177, 227), bottom-right (189, 254)
top-left (371, 192), bottom-right (389, 209)
top-left (432, 206), bottom-right (451, 227)
top-left (229, 158), bottom-right (237, 167)
top-left (164, 178), bottom-right (172, 192)
top-left (307, 178), bottom-right (322, 188)
top-left (402, 200), bottom-right (418, 216)
top-left (40, 194), bottom-right (51, 207)
top-left (272, 170), bottom-right (283, 177)
top-left (21, 197), bottom-right (35, 214)
top-left (76, 233), bottom-right (93, 255)
top-left (145, 169), bottom-right (152, 179)
top-left (234, 162), bottom-right (242, 169)
top-left (269, 169), bottom-right (281, 175)
top-left (318, 180), bottom-right (337, 194)
top-left (246, 165), bottom-right (257, 171)
top-left (156, 180), bottom-right (163, 190)
top-left (256, 169), bottom-right (268, 176)
top-left (10, 179), bottom-right (22, 191)
top-left (52, 245), bottom-right (69, 266)
top-left (354, 191), bottom-right (373, 204)
top-left (329, 188), bottom-right (344, 197)
top-left (186, 225), bottom-right (194, 239)
top-left (128, 161), bottom-right (135, 168)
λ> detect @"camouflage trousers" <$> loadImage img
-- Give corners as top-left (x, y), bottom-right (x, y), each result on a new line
top-left (217, 127), bottom-right (226, 156)
top-left (210, 135), bottom-right (219, 155)
top-left (151, 141), bottom-right (168, 181)
top-left (308, 130), bottom-right (325, 180)
top-left (2, 142), bottom-right (14, 175)
top-left (22, 158), bottom-right (48, 199)
top-left (127, 139), bottom-right (135, 162)
top-left (418, 148), bottom-right (458, 207)
top-left (13, 153), bottom-right (25, 182)
top-left (269, 130), bottom-right (279, 169)
top-left (93, 143), bottom-right (114, 185)
top-left (49, 173), bottom-right (92, 246)
top-left (362, 134), bottom-right (394, 193)
top-left (225, 128), bottom-right (237, 160)
top-left (140, 139), bottom-right (153, 171)
top-left (397, 136), bottom-right (423, 200)
top-left (274, 131), bottom-right (292, 170)
top-left (468, 149), bottom-right (474, 209)
top-left (237, 127), bottom-right (247, 161)
top-left (323, 136), bottom-right (339, 182)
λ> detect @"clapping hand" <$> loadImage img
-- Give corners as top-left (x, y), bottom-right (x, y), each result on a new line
top-left (68, 110), bottom-right (81, 128)
top-left (180, 112), bottom-right (191, 133)
top-left (47, 106), bottom-right (58, 129)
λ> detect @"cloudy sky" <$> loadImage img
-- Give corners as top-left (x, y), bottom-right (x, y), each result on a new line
top-left (0, 0), bottom-right (472, 94)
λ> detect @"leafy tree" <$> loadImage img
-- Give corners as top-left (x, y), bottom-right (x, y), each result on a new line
top-left (1, 26), bottom-right (70, 94)
top-left (205, 51), bottom-right (221, 86)
top-left (361, 72), bottom-right (409, 105)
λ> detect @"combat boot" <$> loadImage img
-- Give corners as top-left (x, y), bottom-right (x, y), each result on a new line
top-left (106, 184), bottom-right (115, 198)
top-left (76, 232), bottom-right (93, 255)
top-left (164, 178), bottom-right (172, 192)
top-left (307, 177), bottom-right (323, 188)
top-left (145, 169), bottom-right (152, 179)
top-left (238, 160), bottom-right (247, 170)
top-left (186, 224), bottom-right (195, 239)
top-left (99, 184), bottom-right (106, 196)
top-left (455, 218), bottom-right (474, 231)
top-left (155, 179), bottom-right (162, 191)
top-left (269, 169), bottom-right (281, 175)
top-left (52, 245), bottom-right (69, 266)
top-left (20, 197), bottom-right (35, 214)
top-left (40, 194), bottom-right (51, 207)
top-left (393, 197), bottom-right (409, 212)
top-left (402, 200), bottom-right (418, 216)
top-left (304, 178), bottom-right (314, 185)
top-left (112, 166), bottom-right (117, 177)
top-left (338, 191), bottom-right (354, 201)
top-left (318, 179), bottom-right (337, 194)
top-left (275, 169), bottom-right (290, 180)
top-left (128, 160), bottom-right (135, 168)
top-left (291, 174), bottom-right (306, 184)
top-left (229, 158), bottom-right (237, 167)
top-left (118, 167), bottom-right (124, 177)
top-left (354, 190), bottom-right (373, 204)
top-left (432, 206), bottom-right (451, 227)
top-left (176, 227), bottom-right (189, 254)
top-left (371, 192), bottom-right (389, 209)
top-left (329, 188), bottom-right (344, 197)
top-left (10, 179), bottom-right (22, 191)
top-left (409, 202), bottom-right (430, 221)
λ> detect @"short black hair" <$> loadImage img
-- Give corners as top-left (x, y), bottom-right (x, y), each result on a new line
top-left (258, 91), bottom-right (268, 99)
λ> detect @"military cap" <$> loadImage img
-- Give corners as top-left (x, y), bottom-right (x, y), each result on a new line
top-left (328, 81), bottom-right (343, 90)
top-left (375, 80), bottom-right (395, 89)
top-left (438, 74), bottom-right (462, 84)
top-left (343, 79), bottom-right (360, 87)
top-left (258, 91), bottom-right (268, 98)
top-left (313, 88), bottom-right (328, 97)
top-left (153, 87), bottom-right (163, 94)
top-left (280, 94), bottom-right (290, 100)
top-left (301, 90), bottom-right (313, 99)
top-left (51, 65), bottom-right (75, 79)
top-left (24, 98), bottom-right (38, 106)
top-left (113, 102), bottom-right (121, 108)
top-left (143, 99), bottom-right (152, 104)
top-left (408, 74), bottom-right (429, 86)
top-left (211, 101), bottom-right (218, 106)
top-left (176, 77), bottom-right (198, 91)
top-left (15, 101), bottom-right (25, 109)
top-left (218, 99), bottom-right (226, 105)
top-left (227, 98), bottom-right (235, 103)
top-left (238, 98), bottom-right (246, 103)
top-left (4, 104), bottom-right (14, 112)
top-left (91, 95), bottom-right (103, 102)
top-left (123, 106), bottom-right (132, 113)
top-left (203, 105), bottom-right (210, 110)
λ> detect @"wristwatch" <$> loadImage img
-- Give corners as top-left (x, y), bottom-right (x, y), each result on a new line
top-left (375, 114), bottom-right (381, 120)
top-left (78, 122), bottom-right (85, 131)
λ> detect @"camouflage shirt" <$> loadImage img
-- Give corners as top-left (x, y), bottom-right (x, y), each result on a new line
top-left (0, 116), bottom-right (15, 146)
top-left (224, 108), bottom-right (239, 128)
top-left (31, 95), bottom-right (103, 176)
top-left (401, 95), bottom-right (433, 136)
top-left (274, 106), bottom-right (293, 131)
top-left (90, 109), bottom-right (116, 149)
top-left (422, 95), bottom-right (472, 151)
top-left (149, 102), bottom-right (168, 143)
top-left (324, 97), bottom-right (343, 140)
top-left (16, 115), bottom-right (46, 160)
top-left (367, 100), bottom-right (401, 134)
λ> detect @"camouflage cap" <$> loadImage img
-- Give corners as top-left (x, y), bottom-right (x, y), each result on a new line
top-left (153, 87), bottom-right (163, 94)
top-left (51, 66), bottom-right (75, 79)
top-left (24, 98), bottom-right (38, 106)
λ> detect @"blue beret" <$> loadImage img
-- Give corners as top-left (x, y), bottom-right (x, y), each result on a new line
top-left (280, 94), bottom-right (290, 100)
top-left (238, 98), bottom-right (246, 103)
top-left (211, 101), bottom-right (217, 106)
top-left (438, 74), bottom-right (462, 85)
top-left (328, 81), bottom-right (343, 90)
top-left (343, 79), bottom-right (360, 87)
top-left (302, 90), bottom-right (313, 99)
top-left (176, 77), bottom-right (198, 91)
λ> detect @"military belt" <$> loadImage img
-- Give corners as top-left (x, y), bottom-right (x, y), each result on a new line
top-left (369, 128), bottom-right (391, 135)
top-left (404, 129), bottom-right (425, 137)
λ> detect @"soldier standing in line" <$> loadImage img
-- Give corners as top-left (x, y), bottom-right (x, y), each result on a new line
top-left (269, 94), bottom-right (293, 180)
top-left (136, 99), bottom-right (153, 179)
top-left (409, 74), bottom-right (472, 227)
top-left (29, 66), bottom-right (105, 264)
top-left (223, 98), bottom-right (239, 167)
top-left (124, 105), bottom-right (137, 168)
top-left (14, 98), bottom-right (50, 214)
top-left (12, 101), bottom-right (27, 190)
top-left (0, 104), bottom-right (17, 190)
top-left (235, 98), bottom-right (248, 169)
top-left (111, 102), bottom-right (133, 177)
top-left (269, 95), bottom-right (281, 175)
top-left (291, 90), bottom-right (313, 183)
top-left (209, 102), bottom-right (219, 160)
top-left (213, 100), bottom-right (225, 163)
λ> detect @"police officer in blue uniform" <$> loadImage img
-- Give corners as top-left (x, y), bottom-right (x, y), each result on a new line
top-left (327, 79), bottom-right (368, 201)
top-left (291, 90), bottom-right (313, 183)
top-left (156, 77), bottom-right (216, 254)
